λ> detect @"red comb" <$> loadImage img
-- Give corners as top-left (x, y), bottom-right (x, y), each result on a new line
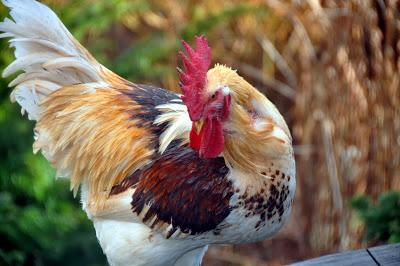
top-left (179, 35), bottom-right (211, 121)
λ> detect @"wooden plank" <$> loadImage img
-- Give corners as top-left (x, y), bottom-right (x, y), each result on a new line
top-left (367, 243), bottom-right (400, 266)
top-left (289, 249), bottom-right (377, 266)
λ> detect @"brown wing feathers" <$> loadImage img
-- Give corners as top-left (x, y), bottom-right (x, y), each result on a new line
top-left (111, 144), bottom-right (234, 238)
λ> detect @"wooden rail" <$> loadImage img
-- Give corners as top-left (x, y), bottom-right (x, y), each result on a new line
top-left (290, 243), bottom-right (400, 266)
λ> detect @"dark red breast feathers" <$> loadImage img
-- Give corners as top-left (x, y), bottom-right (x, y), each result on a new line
top-left (110, 142), bottom-right (234, 238)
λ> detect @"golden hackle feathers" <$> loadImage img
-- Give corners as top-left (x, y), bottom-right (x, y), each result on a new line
top-left (35, 85), bottom-right (156, 208)
top-left (224, 105), bottom-right (292, 175)
top-left (206, 64), bottom-right (293, 174)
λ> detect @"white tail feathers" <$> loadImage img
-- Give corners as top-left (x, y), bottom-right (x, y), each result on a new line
top-left (0, 0), bottom-right (105, 120)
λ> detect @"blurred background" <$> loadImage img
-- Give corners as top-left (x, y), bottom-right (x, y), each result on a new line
top-left (0, 0), bottom-right (399, 265)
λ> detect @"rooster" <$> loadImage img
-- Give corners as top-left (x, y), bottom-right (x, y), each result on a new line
top-left (0, 0), bottom-right (296, 265)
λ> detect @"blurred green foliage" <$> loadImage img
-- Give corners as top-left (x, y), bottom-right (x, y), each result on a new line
top-left (0, 1), bottom-right (262, 265)
top-left (351, 191), bottom-right (400, 244)
top-left (0, 3), bottom-right (106, 265)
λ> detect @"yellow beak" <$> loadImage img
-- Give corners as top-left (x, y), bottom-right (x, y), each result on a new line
top-left (194, 119), bottom-right (204, 134)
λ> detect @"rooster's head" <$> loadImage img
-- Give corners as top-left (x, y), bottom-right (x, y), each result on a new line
top-left (179, 36), bottom-right (231, 158)
top-left (180, 36), bottom-right (291, 162)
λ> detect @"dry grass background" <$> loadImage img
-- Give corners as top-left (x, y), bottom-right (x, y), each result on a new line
top-left (9, 0), bottom-right (400, 265)
top-left (201, 1), bottom-right (400, 265)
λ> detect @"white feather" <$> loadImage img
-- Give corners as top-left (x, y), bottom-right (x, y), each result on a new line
top-left (154, 103), bottom-right (192, 153)
top-left (12, 86), bottom-right (40, 120)
top-left (43, 57), bottom-right (101, 81)
top-left (0, 0), bottom-right (105, 121)
top-left (10, 38), bottom-right (71, 55)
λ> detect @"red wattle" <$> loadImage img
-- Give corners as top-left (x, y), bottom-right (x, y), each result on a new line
top-left (199, 117), bottom-right (224, 158)
top-left (189, 123), bottom-right (202, 151)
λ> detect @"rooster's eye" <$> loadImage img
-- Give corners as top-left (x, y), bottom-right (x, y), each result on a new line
top-left (211, 93), bottom-right (216, 99)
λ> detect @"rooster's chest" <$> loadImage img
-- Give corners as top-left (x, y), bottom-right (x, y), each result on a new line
top-left (209, 169), bottom-right (296, 243)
